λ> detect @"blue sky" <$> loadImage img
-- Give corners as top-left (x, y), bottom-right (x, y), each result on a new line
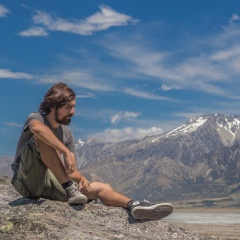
top-left (1, 0), bottom-right (240, 156)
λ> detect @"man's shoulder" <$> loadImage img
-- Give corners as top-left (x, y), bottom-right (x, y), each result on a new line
top-left (28, 112), bottom-right (41, 117)
top-left (27, 112), bottom-right (43, 121)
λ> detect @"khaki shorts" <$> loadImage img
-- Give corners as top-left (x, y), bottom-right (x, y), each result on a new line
top-left (11, 138), bottom-right (68, 202)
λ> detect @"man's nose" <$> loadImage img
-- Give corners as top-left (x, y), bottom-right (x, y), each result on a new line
top-left (70, 107), bottom-right (75, 115)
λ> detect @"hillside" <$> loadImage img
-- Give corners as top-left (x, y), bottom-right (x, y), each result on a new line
top-left (0, 176), bottom-right (215, 240)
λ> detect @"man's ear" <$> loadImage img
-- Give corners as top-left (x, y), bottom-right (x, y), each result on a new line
top-left (50, 107), bottom-right (55, 113)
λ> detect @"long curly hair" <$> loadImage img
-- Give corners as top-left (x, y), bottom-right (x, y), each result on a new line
top-left (39, 82), bottom-right (76, 114)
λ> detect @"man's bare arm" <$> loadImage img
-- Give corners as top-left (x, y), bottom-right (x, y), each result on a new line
top-left (68, 152), bottom-right (90, 192)
top-left (29, 119), bottom-right (75, 174)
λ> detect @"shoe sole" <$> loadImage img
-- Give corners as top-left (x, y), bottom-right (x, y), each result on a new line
top-left (131, 203), bottom-right (173, 220)
top-left (68, 195), bottom-right (88, 205)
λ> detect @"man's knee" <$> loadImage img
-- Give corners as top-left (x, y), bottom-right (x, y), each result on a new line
top-left (98, 182), bottom-right (113, 191)
top-left (89, 182), bottom-right (113, 194)
top-left (33, 136), bottom-right (60, 159)
top-left (95, 183), bottom-right (112, 193)
top-left (104, 183), bottom-right (112, 189)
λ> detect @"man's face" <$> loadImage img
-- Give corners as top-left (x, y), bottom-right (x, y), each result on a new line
top-left (54, 99), bottom-right (76, 125)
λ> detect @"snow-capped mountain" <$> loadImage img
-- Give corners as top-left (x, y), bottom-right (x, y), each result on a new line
top-left (75, 114), bottom-right (240, 203)
top-left (167, 115), bottom-right (208, 137)
top-left (152, 114), bottom-right (240, 145)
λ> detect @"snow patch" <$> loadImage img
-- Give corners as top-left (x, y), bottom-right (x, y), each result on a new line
top-left (152, 137), bottom-right (160, 143)
top-left (75, 138), bottom-right (84, 147)
top-left (217, 117), bottom-right (240, 140)
top-left (166, 117), bottom-right (207, 137)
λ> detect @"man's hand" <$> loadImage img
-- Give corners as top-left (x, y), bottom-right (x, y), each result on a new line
top-left (63, 151), bottom-right (76, 174)
top-left (79, 176), bottom-right (90, 192)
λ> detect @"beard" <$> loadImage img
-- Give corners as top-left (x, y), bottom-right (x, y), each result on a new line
top-left (55, 109), bottom-right (73, 125)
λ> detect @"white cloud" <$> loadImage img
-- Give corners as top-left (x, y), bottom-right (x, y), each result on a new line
top-left (161, 84), bottom-right (175, 91)
top-left (0, 4), bottom-right (10, 17)
top-left (94, 126), bottom-right (163, 142)
top-left (3, 122), bottom-right (22, 127)
top-left (111, 111), bottom-right (141, 124)
top-left (229, 14), bottom-right (240, 23)
top-left (210, 44), bottom-right (240, 61)
top-left (18, 27), bottom-right (48, 37)
top-left (76, 93), bottom-right (97, 99)
top-left (206, 44), bottom-right (240, 86)
top-left (18, 15), bottom-right (240, 101)
top-left (98, 20), bottom-right (240, 99)
top-left (20, 5), bottom-right (138, 37)
top-left (124, 111), bottom-right (141, 118)
top-left (100, 38), bottom-right (181, 81)
top-left (0, 69), bottom-right (33, 79)
top-left (39, 70), bottom-right (114, 91)
top-left (123, 87), bottom-right (174, 101)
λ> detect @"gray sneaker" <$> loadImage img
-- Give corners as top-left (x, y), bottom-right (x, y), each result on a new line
top-left (130, 200), bottom-right (173, 220)
top-left (65, 182), bottom-right (88, 205)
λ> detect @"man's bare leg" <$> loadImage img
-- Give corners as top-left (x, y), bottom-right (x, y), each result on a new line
top-left (34, 137), bottom-right (70, 184)
top-left (82, 182), bottom-right (174, 220)
top-left (82, 182), bottom-right (131, 208)
top-left (35, 137), bottom-right (88, 204)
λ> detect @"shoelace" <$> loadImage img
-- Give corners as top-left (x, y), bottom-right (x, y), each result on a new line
top-left (143, 199), bottom-right (155, 206)
top-left (67, 183), bottom-right (79, 195)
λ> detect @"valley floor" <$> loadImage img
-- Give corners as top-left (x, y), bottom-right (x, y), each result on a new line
top-left (167, 208), bottom-right (240, 240)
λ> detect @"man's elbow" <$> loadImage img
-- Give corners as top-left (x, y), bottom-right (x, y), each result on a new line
top-left (29, 121), bottom-right (43, 135)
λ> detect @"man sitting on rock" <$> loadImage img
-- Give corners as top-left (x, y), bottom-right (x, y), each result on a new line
top-left (11, 82), bottom-right (173, 220)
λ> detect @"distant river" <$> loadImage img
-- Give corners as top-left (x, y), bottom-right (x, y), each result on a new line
top-left (166, 212), bottom-right (240, 224)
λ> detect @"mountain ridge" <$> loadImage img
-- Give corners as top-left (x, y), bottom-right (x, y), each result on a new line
top-left (1, 113), bottom-right (240, 205)
top-left (74, 113), bottom-right (240, 203)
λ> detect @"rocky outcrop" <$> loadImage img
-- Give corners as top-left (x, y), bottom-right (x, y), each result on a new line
top-left (0, 176), bottom-right (219, 240)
